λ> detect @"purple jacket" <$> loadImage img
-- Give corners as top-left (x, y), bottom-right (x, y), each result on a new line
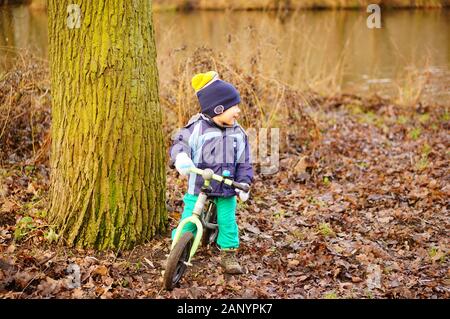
top-left (170, 113), bottom-right (254, 197)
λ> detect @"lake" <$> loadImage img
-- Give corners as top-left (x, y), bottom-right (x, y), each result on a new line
top-left (0, 5), bottom-right (448, 104)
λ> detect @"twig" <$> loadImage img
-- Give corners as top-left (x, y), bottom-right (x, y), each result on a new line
top-left (37, 252), bottom-right (57, 266)
top-left (144, 257), bottom-right (155, 268)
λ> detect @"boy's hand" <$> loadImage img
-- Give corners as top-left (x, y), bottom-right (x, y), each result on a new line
top-left (235, 183), bottom-right (250, 202)
top-left (175, 152), bottom-right (194, 176)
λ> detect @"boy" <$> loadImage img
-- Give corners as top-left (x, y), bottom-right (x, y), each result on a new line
top-left (170, 71), bottom-right (253, 274)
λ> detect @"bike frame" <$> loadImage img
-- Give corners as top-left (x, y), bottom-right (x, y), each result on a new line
top-left (170, 192), bottom-right (206, 265)
top-left (170, 167), bottom-right (239, 264)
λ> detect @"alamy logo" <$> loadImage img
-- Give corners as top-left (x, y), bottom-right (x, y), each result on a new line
top-left (66, 263), bottom-right (81, 288)
top-left (367, 4), bottom-right (382, 29)
top-left (170, 127), bottom-right (280, 175)
top-left (67, 4), bottom-right (81, 29)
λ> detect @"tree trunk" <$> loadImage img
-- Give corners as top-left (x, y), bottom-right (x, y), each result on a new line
top-left (47, 0), bottom-right (167, 250)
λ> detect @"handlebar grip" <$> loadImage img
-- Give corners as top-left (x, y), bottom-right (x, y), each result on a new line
top-left (231, 181), bottom-right (250, 193)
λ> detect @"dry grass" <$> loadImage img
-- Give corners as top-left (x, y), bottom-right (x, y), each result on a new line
top-left (383, 42), bottom-right (436, 107)
top-left (393, 66), bottom-right (431, 107)
top-left (0, 50), bottom-right (51, 167)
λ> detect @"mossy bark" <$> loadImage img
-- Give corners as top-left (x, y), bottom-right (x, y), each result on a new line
top-left (48, 0), bottom-right (167, 250)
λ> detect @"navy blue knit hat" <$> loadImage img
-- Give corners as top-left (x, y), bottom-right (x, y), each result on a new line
top-left (191, 71), bottom-right (241, 118)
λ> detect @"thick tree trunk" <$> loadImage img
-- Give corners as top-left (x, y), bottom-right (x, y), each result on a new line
top-left (48, 0), bottom-right (167, 250)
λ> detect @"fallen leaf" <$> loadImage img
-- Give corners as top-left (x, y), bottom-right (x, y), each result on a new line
top-left (6, 244), bottom-right (15, 253)
top-left (1, 200), bottom-right (17, 213)
top-left (243, 223), bottom-right (260, 234)
top-left (378, 216), bottom-right (393, 223)
top-left (37, 277), bottom-right (61, 296)
top-left (93, 265), bottom-right (109, 276)
top-left (72, 288), bottom-right (84, 299)
top-left (352, 276), bottom-right (363, 283)
top-left (293, 156), bottom-right (309, 174)
top-left (299, 275), bottom-right (309, 282)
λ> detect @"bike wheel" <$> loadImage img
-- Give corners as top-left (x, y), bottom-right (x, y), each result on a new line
top-left (163, 232), bottom-right (194, 291)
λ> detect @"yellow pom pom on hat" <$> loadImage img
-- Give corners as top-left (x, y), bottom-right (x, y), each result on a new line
top-left (191, 71), bottom-right (241, 118)
top-left (191, 71), bottom-right (218, 92)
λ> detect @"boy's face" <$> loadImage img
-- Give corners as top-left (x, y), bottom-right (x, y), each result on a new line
top-left (213, 105), bottom-right (241, 126)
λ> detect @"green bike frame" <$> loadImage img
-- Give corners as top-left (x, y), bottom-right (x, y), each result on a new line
top-left (170, 167), bottom-right (241, 265)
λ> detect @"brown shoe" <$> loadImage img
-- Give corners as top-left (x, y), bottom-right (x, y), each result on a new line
top-left (220, 249), bottom-right (243, 274)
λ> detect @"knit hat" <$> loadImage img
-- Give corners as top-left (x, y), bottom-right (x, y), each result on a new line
top-left (191, 71), bottom-right (241, 118)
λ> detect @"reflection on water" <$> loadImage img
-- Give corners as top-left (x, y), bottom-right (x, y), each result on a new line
top-left (0, 5), bottom-right (448, 104)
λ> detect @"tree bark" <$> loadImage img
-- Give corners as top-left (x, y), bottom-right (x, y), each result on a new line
top-left (48, 0), bottom-right (167, 250)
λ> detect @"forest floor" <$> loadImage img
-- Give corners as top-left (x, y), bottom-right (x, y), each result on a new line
top-left (0, 86), bottom-right (448, 298)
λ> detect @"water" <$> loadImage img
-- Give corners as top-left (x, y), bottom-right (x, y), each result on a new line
top-left (1, 5), bottom-right (448, 104)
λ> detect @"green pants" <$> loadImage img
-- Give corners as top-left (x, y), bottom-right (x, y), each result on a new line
top-left (171, 193), bottom-right (239, 249)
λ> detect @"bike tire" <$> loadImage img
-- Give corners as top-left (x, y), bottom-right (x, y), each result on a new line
top-left (163, 232), bottom-right (194, 291)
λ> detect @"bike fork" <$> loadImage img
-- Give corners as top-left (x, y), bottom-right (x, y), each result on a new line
top-left (170, 192), bottom-right (208, 264)
top-left (171, 217), bottom-right (203, 265)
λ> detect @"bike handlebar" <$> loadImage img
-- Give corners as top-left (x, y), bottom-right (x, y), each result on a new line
top-left (189, 167), bottom-right (250, 192)
top-left (170, 162), bottom-right (250, 192)
top-left (231, 180), bottom-right (250, 193)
